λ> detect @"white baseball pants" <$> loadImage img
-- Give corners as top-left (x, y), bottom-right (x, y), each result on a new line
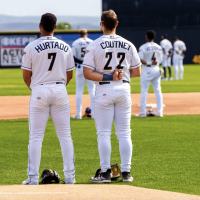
top-left (173, 54), bottom-right (184, 79)
top-left (162, 54), bottom-right (171, 67)
top-left (75, 67), bottom-right (95, 115)
top-left (27, 84), bottom-right (75, 181)
top-left (140, 66), bottom-right (163, 116)
top-left (94, 81), bottom-right (132, 173)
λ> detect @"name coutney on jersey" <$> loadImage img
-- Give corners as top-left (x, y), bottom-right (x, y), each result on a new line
top-left (21, 36), bottom-right (75, 89)
top-left (71, 38), bottom-right (93, 61)
top-left (138, 42), bottom-right (163, 66)
top-left (82, 35), bottom-right (141, 82)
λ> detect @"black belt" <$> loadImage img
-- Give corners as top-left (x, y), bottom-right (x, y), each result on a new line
top-left (40, 82), bottom-right (64, 85)
top-left (146, 65), bottom-right (151, 67)
top-left (99, 80), bottom-right (129, 85)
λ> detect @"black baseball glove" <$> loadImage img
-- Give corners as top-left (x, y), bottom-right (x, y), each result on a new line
top-left (147, 109), bottom-right (156, 117)
top-left (41, 169), bottom-right (60, 184)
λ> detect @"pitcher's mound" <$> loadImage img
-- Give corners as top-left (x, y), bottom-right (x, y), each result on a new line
top-left (0, 184), bottom-right (199, 200)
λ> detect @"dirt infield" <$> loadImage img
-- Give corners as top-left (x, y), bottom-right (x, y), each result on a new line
top-left (0, 185), bottom-right (200, 200)
top-left (0, 92), bottom-right (200, 119)
top-left (0, 93), bottom-right (200, 200)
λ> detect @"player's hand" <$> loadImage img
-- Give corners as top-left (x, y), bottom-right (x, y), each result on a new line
top-left (152, 61), bottom-right (158, 65)
top-left (182, 54), bottom-right (185, 58)
top-left (113, 70), bottom-right (123, 81)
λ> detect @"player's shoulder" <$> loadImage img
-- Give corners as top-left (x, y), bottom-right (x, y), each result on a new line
top-left (72, 38), bottom-right (81, 46)
top-left (24, 38), bottom-right (40, 51)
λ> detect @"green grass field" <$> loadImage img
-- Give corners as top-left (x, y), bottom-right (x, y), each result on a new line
top-left (0, 116), bottom-right (199, 195)
top-left (0, 64), bottom-right (200, 95)
top-left (0, 65), bottom-right (199, 195)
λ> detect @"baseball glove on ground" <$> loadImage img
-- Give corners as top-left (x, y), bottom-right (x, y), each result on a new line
top-left (41, 169), bottom-right (60, 184)
top-left (83, 107), bottom-right (91, 118)
top-left (147, 109), bottom-right (156, 117)
top-left (93, 164), bottom-right (121, 181)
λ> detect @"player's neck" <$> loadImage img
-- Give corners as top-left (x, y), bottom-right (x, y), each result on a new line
top-left (103, 31), bottom-right (116, 35)
top-left (103, 27), bottom-right (116, 35)
top-left (41, 32), bottom-right (54, 37)
top-left (147, 40), bottom-right (154, 43)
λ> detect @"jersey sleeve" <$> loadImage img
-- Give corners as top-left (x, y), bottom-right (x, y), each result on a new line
top-left (82, 44), bottom-right (96, 70)
top-left (21, 46), bottom-right (32, 71)
top-left (156, 47), bottom-right (163, 63)
top-left (66, 48), bottom-right (75, 71)
top-left (138, 46), bottom-right (144, 60)
top-left (183, 42), bottom-right (186, 51)
top-left (130, 45), bottom-right (141, 69)
top-left (71, 42), bottom-right (77, 57)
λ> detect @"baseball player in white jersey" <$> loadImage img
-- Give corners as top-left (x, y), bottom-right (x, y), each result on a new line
top-left (71, 29), bottom-right (95, 119)
top-left (83, 10), bottom-right (141, 183)
top-left (160, 34), bottom-right (173, 80)
top-left (136, 30), bottom-right (163, 118)
top-left (172, 36), bottom-right (186, 80)
top-left (21, 13), bottom-right (75, 185)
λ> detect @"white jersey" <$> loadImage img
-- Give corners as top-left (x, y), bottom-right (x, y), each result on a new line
top-left (21, 36), bottom-right (75, 89)
top-left (173, 40), bottom-right (186, 55)
top-left (160, 39), bottom-right (172, 55)
top-left (138, 42), bottom-right (163, 67)
top-left (83, 35), bottom-right (141, 82)
top-left (71, 37), bottom-right (93, 61)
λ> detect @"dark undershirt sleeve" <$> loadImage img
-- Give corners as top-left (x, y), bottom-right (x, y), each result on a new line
top-left (74, 56), bottom-right (83, 64)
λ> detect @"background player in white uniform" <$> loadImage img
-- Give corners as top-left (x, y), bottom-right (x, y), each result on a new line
top-left (83, 10), bottom-right (141, 183)
top-left (172, 36), bottom-right (186, 80)
top-left (71, 29), bottom-right (95, 119)
top-left (21, 13), bottom-right (75, 185)
top-left (160, 34), bottom-right (173, 80)
top-left (136, 30), bottom-right (163, 117)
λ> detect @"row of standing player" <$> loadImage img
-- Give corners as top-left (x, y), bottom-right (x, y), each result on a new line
top-left (20, 10), bottom-right (185, 185)
top-left (160, 34), bottom-right (186, 81)
top-left (72, 31), bottom-right (186, 119)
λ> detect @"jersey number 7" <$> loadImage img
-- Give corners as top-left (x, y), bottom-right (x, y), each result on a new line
top-left (48, 52), bottom-right (57, 71)
top-left (104, 52), bottom-right (126, 70)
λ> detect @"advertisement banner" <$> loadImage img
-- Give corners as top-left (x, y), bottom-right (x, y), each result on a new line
top-left (1, 35), bottom-right (37, 66)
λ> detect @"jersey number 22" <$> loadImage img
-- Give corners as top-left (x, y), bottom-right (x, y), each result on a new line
top-left (104, 52), bottom-right (126, 70)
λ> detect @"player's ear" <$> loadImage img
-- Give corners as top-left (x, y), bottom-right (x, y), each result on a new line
top-left (54, 25), bottom-right (57, 31)
top-left (116, 21), bottom-right (119, 28)
top-left (39, 23), bottom-right (41, 29)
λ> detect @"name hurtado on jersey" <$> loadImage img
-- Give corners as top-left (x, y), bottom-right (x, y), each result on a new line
top-left (34, 39), bottom-right (69, 53)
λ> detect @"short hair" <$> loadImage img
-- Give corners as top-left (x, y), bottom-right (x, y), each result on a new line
top-left (40, 13), bottom-right (57, 32)
top-left (79, 29), bottom-right (88, 36)
top-left (162, 34), bottom-right (168, 39)
top-left (101, 9), bottom-right (118, 31)
top-left (173, 36), bottom-right (178, 41)
top-left (146, 30), bottom-right (156, 40)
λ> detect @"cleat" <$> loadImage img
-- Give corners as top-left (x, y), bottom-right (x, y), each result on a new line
top-left (90, 169), bottom-right (111, 183)
top-left (22, 178), bottom-right (39, 185)
top-left (169, 77), bottom-right (173, 80)
top-left (72, 114), bottom-right (82, 119)
top-left (135, 113), bottom-right (147, 118)
top-left (122, 172), bottom-right (133, 182)
top-left (157, 114), bottom-right (163, 117)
